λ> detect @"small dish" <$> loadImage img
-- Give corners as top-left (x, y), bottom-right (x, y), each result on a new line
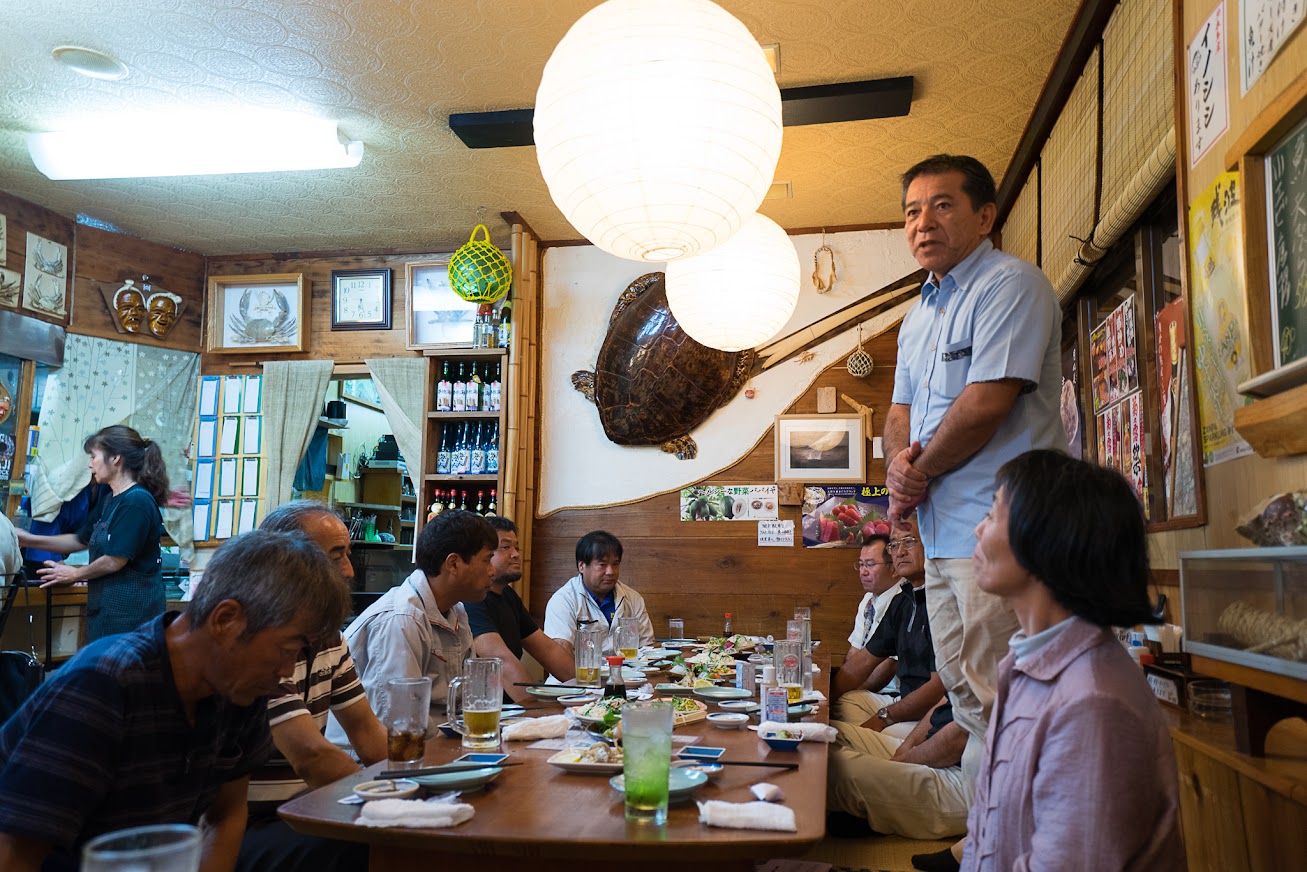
top-left (546, 748), bottom-right (623, 774)
top-left (787, 703), bottom-right (815, 717)
top-left (717, 700), bottom-right (760, 713)
top-left (610, 766), bottom-right (707, 803)
top-left (655, 682), bottom-right (695, 695)
top-left (707, 712), bottom-right (749, 730)
top-left (673, 759), bottom-right (723, 777)
top-left (435, 721), bottom-right (460, 739)
top-left (558, 693), bottom-right (601, 706)
top-left (525, 686), bottom-right (573, 699)
top-left (760, 734), bottom-right (802, 752)
top-left (353, 778), bottom-right (420, 801)
top-left (693, 686), bottom-right (753, 701)
top-left (410, 766), bottom-right (503, 792)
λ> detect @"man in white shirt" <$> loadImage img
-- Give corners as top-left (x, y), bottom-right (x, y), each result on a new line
top-left (543, 531), bottom-right (653, 656)
top-left (836, 533), bottom-right (903, 725)
top-left (331, 510), bottom-right (496, 740)
top-left (0, 514), bottom-right (20, 586)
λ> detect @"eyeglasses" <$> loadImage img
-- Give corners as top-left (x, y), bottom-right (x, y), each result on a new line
top-left (855, 560), bottom-right (892, 569)
top-left (886, 536), bottom-right (919, 553)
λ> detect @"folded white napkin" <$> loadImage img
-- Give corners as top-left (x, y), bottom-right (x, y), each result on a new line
top-left (698, 800), bottom-right (796, 832)
top-left (502, 714), bottom-right (570, 741)
top-left (357, 797), bottom-right (475, 828)
top-left (758, 721), bottom-right (837, 743)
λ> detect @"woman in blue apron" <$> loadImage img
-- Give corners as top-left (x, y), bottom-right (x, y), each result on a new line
top-left (16, 425), bottom-right (169, 641)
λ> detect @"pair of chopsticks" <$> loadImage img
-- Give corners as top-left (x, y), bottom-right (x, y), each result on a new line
top-left (380, 762), bottom-right (524, 778)
top-left (680, 759), bottom-right (798, 770)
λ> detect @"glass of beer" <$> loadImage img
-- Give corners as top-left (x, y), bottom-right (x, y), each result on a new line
top-left (615, 615), bottom-right (640, 660)
top-left (385, 676), bottom-right (431, 768)
top-left (447, 657), bottom-right (503, 750)
top-left (773, 639), bottom-right (804, 704)
top-left (575, 622), bottom-right (605, 687)
top-left (622, 700), bottom-right (674, 825)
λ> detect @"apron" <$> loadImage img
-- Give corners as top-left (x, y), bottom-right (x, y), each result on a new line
top-left (85, 493), bottom-right (165, 641)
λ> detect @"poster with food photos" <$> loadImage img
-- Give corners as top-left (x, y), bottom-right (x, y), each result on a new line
top-left (23, 232), bottom-right (67, 317)
top-left (680, 484), bottom-right (778, 521)
top-left (801, 484), bottom-right (891, 548)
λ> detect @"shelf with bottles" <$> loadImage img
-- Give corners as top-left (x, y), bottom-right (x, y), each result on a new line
top-left (424, 484), bottom-right (499, 519)
top-left (432, 357), bottom-right (505, 416)
top-left (430, 418), bottom-right (501, 479)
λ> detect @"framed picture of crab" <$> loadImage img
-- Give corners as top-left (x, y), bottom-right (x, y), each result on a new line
top-left (206, 273), bottom-right (308, 354)
top-left (405, 259), bottom-right (478, 349)
top-left (774, 413), bottom-right (866, 484)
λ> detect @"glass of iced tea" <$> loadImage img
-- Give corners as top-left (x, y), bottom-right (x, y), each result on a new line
top-left (447, 657), bottom-right (503, 750)
top-left (385, 677), bottom-right (431, 769)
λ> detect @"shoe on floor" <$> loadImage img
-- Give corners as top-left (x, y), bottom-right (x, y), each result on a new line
top-left (911, 846), bottom-right (961, 872)
top-left (825, 811), bottom-right (875, 839)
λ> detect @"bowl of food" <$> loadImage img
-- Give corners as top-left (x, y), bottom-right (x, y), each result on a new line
top-left (353, 778), bottom-right (420, 801)
top-left (707, 712), bottom-right (749, 730)
top-left (759, 727), bottom-right (802, 751)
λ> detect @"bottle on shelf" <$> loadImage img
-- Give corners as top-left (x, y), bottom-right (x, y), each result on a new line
top-left (497, 298), bottom-right (512, 349)
top-left (452, 362), bottom-right (467, 412)
top-left (485, 422), bottom-right (499, 475)
top-left (474, 489), bottom-right (486, 514)
top-left (457, 489), bottom-right (471, 512)
top-left (469, 422), bottom-right (486, 475)
top-left (436, 360), bottom-right (453, 412)
top-left (466, 363), bottom-right (481, 412)
top-left (489, 361), bottom-right (502, 412)
top-left (435, 427), bottom-right (453, 475)
top-left (426, 490), bottom-right (442, 522)
top-left (453, 422), bottom-right (472, 475)
top-left (485, 488), bottom-right (497, 516)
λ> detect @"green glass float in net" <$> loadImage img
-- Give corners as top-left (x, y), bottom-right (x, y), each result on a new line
top-left (449, 224), bottom-right (512, 303)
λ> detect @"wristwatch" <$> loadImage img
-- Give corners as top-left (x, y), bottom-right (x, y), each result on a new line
top-left (876, 706), bottom-right (895, 725)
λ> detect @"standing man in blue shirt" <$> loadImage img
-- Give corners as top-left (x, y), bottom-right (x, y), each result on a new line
top-left (884, 154), bottom-right (1065, 752)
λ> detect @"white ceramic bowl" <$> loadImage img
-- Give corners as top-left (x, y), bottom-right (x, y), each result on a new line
top-left (353, 778), bottom-right (420, 801)
top-left (707, 712), bottom-right (749, 730)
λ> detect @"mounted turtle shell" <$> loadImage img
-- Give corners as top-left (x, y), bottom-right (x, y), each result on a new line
top-left (573, 273), bottom-right (753, 460)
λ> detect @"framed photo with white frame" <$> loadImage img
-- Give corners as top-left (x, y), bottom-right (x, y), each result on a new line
top-left (774, 413), bottom-right (866, 484)
top-left (406, 259), bottom-right (478, 349)
top-left (206, 273), bottom-right (307, 354)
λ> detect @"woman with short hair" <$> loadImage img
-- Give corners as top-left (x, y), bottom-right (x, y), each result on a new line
top-left (960, 449), bottom-right (1182, 872)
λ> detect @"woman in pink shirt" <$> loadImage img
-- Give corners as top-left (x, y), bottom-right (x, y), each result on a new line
top-left (959, 450), bottom-right (1183, 872)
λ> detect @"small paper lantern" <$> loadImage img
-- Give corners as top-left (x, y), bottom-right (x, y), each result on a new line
top-left (448, 224), bottom-right (512, 303)
top-left (665, 212), bottom-right (799, 352)
top-left (534, 0), bottom-right (782, 263)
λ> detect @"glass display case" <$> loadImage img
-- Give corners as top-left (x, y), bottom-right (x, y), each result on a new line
top-left (1180, 547), bottom-right (1307, 681)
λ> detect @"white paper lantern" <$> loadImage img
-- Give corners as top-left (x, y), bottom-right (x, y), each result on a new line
top-left (534, 0), bottom-right (782, 263)
top-left (665, 212), bottom-right (799, 351)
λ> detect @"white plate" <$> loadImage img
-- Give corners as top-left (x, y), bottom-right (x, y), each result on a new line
top-left (558, 693), bottom-right (601, 706)
top-left (410, 766), bottom-right (503, 791)
top-left (546, 748), bottom-right (623, 773)
top-left (717, 700), bottom-right (760, 713)
top-left (655, 683), bottom-right (696, 695)
top-left (693, 686), bottom-right (754, 701)
top-left (609, 767), bottom-right (707, 803)
top-left (525, 686), bottom-right (572, 699)
top-left (706, 712), bottom-right (749, 729)
top-left (353, 778), bottom-right (420, 801)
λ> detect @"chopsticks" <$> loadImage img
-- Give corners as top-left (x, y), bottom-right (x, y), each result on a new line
top-left (380, 762), bottom-right (524, 778)
top-left (512, 682), bottom-right (576, 688)
top-left (682, 759), bottom-right (799, 770)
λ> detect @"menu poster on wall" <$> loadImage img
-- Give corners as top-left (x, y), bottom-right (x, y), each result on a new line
top-left (1189, 171), bottom-right (1254, 466)
top-left (679, 484), bottom-right (778, 521)
top-left (1090, 295), bottom-right (1139, 414)
top-left (1189, 2), bottom-right (1230, 167)
top-left (1156, 298), bottom-right (1199, 516)
top-left (1240, 0), bottom-right (1306, 95)
top-left (801, 485), bottom-right (891, 548)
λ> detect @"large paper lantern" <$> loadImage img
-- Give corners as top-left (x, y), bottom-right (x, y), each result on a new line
top-left (534, 0), bottom-right (782, 263)
top-left (665, 212), bottom-right (799, 351)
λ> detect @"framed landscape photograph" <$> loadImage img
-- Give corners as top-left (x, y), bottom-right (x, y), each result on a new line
top-left (774, 413), bottom-right (866, 484)
top-left (331, 268), bottom-right (391, 331)
top-left (206, 273), bottom-right (307, 354)
top-left (406, 259), bottom-right (478, 349)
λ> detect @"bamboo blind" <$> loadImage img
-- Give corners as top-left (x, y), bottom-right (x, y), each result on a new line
top-left (1041, 44), bottom-right (1101, 302)
top-left (505, 221), bottom-right (540, 607)
top-left (1003, 167), bottom-right (1041, 268)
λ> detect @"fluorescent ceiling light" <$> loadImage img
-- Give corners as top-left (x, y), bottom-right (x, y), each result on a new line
top-left (28, 114), bottom-right (363, 180)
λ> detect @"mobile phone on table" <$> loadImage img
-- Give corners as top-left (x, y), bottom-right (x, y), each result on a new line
top-left (452, 752), bottom-right (510, 765)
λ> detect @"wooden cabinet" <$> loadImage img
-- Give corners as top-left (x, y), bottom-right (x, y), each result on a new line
top-left (418, 347), bottom-right (506, 535)
top-left (335, 465), bottom-right (416, 546)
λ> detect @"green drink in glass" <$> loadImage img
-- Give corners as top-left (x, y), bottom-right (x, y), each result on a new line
top-left (621, 700), bottom-right (673, 824)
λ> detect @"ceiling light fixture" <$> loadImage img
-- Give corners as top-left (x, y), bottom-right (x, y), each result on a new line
top-left (534, 0), bottom-right (783, 263)
top-left (28, 113), bottom-right (363, 180)
top-left (51, 46), bottom-right (128, 81)
top-left (665, 212), bottom-right (800, 352)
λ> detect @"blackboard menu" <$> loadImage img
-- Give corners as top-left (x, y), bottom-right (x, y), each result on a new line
top-left (1268, 115), bottom-right (1307, 367)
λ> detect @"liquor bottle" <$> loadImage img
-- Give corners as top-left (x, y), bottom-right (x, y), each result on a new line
top-left (485, 422), bottom-right (499, 474)
top-left (474, 489), bottom-right (486, 514)
top-left (457, 489), bottom-right (471, 512)
top-left (497, 298), bottom-right (513, 348)
top-left (466, 363), bottom-right (481, 412)
top-left (436, 360), bottom-right (453, 412)
top-left (485, 488), bottom-right (497, 516)
top-left (489, 362), bottom-right (502, 412)
top-left (453, 423), bottom-right (471, 475)
top-left (469, 422), bottom-right (486, 475)
top-left (452, 362), bottom-right (467, 412)
top-left (478, 304), bottom-right (495, 348)
top-left (426, 490), bottom-right (442, 522)
top-left (435, 427), bottom-right (453, 475)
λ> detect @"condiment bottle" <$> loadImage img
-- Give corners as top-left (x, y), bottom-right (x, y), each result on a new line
top-left (723, 612), bottom-right (733, 636)
top-left (759, 663), bottom-right (777, 706)
top-left (603, 655), bottom-right (627, 699)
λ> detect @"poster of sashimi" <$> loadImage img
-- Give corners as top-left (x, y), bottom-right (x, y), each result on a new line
top-left (801, 484), bottom-right (891, 548)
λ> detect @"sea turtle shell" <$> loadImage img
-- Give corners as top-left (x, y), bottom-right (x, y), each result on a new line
top-left (573, 273), bottom-right (753, 459)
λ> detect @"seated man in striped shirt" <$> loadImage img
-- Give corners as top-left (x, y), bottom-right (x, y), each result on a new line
top-left (237, 502), bottom-right (388, 872)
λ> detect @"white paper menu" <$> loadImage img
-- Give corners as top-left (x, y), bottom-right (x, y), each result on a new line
top-left (214, 500), bottom-right (235, 539)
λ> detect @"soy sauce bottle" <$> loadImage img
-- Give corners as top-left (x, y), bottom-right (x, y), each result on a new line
top-left (603, 655), bottom-right (626, 699)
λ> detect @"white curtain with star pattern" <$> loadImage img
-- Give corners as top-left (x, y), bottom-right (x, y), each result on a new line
top-left (28, 334), bottom-right (200, 555)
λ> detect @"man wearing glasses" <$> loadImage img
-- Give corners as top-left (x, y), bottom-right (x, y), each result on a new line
top-left (834, 532), bottom-right (903, 724)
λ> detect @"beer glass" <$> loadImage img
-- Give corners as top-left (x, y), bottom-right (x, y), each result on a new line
top-left (788, 618), bottom-right (814, 696)
top-left (575, 622), bottom-right (605, 688)
top-left (615, 615), bottom-right (641, 660)
top-left (83, 824), bottom-right (201, 872)
top-left (773, 639), bottom-right (804, 704)
top-left (385, 676), bottom-right (431, 768)
top-left (447, 657), bottom-right (503, 750)
top-left (622, 701), bottom-right (674, 825)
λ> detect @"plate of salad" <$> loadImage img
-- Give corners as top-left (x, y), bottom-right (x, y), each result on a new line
top-left (575, 697), bottom-right (627, 727)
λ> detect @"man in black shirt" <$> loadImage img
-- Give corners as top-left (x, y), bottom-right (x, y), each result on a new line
top-left (462, 517), bottom-right (575, 703)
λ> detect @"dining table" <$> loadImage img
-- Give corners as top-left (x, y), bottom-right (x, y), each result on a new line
top-left (280, 647), bottom-right (832, 871)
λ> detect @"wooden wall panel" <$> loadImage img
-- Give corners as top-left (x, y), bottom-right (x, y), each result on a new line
top-left (0, 191), bottom-right (74, 326)
top-left (529, 327), bottom-right (900, 665)
top-left (70, 224), bottom-right (205, 352)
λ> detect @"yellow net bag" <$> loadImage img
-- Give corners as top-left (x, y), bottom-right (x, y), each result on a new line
top-left (449, 224), bottom-right (512, 303)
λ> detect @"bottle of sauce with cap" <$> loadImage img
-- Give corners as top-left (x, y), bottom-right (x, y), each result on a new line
top-left (603, 655), bottom-right (627, 699)
top-left (723, 612), bottom-right (733, 636)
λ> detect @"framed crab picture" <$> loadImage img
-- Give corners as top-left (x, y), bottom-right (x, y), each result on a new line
top-left (206, 273), bottom-right (308, 354)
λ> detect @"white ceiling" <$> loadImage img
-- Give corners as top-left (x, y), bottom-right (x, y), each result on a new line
top-left (0, 0), bottom-right (1080, 256)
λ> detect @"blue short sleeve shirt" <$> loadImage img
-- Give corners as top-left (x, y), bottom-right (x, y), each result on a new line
top-left (892, 240), bottom-right (1066, 558)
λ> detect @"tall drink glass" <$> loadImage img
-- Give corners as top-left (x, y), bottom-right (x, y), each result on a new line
top-left (668, 617), bottom-right (685, 641)
top-left (575, 622), bottom-right (605, 688)
top-left (83, 824), bottom-right (201, 872)
top-left (385, 677), bottom-right (431, 768)
top-left (447, 657), bottom-right (503, 750)
top-left (788, 618), bottom-right (814, 696)
top-left (793, 606), bottom-right (811, 622)
top-left (615, 615), bottom-right (640, 660)
top-left (773, 639), bottom-right (804, 704)
top-left (622, 700), bottom-right (674, 825)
